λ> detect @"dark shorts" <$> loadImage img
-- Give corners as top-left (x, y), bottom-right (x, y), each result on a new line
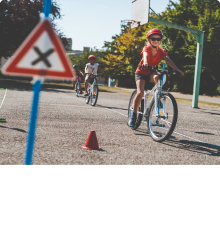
top-left (135, 74), bottom-right (150, 82)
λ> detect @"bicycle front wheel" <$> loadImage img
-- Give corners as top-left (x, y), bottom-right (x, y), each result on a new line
top-left (75, 82), bottom-right (80, 97)
top-left (85, 84), bottom-right (91, 104)
top-left (147, 93), bottom-right (178, 142)
top-left (91, 85), bottom-right (99, 106)
top-left (128, 90), bottom-right (144, 130)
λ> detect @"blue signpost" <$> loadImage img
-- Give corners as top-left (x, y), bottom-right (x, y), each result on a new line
top-left (43, 0), bottom-right (52, 18)
top-left (24, 0), bottom-right (52, 165)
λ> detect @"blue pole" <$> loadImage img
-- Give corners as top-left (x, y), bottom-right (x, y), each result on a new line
top-left (24, 80), bottom-right (42, 165)
top-left (43, 0), bottom-right (52, 18)
top-left (24, 0), bottom-right (52, 164)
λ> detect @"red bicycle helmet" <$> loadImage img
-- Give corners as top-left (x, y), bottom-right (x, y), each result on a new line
top-left (88, 55), bottom-right (96, 59)
top-left (147, 29), bottom-right (163, 38)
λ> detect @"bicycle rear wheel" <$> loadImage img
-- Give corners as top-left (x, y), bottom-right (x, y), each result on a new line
top-left (91, 85), bottom-right (99, 106)
top-left (128, 90), bottom-right (144, 130)
top-left (75, 82), bottom-right (80, 97)
top-left (147, 92), bottom-right (178, 142)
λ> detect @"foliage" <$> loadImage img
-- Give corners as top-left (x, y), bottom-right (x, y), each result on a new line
top-left (101, 25), bottom-right (147, 77)
top-left (159, 0), bottom-right (220, 94)
top-left (69, 47), bottom-right (106, 73)
top-left (0, 0), bottom-right (68, 59)
top-left (97, 0), bottom-right (220, 94)
top-left (101, 19), bottom-right (168, 88)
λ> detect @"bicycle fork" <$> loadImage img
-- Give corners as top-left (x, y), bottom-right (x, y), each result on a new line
top-left (154, 89), bottom-right (160, 121)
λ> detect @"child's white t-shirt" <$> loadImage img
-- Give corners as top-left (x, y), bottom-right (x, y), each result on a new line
top-left (85, 63), bottom-right (99, 75)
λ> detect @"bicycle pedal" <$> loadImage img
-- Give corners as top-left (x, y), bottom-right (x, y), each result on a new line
top-left (152, 123), bottom-right (166, 127)
top-left (156, 115), bottom-right (166, 119)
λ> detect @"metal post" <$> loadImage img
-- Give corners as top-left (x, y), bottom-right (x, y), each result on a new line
top-left (192, 31), bottom-right (204, 108)
top-left (24, 80), bottom-right (41, 165)
top-left (24, 0), bottom-right (52, 165)
top-left (43, 0), bottom-right (52, 18)
top-left (148, 17), bottom-right (204, 108)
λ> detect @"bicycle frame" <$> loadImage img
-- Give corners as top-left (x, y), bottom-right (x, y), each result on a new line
top-left (128, 64), bottom-right (180, 141)
top-left (75, 77), bottom-right (79, 85)
top-left (90, 78), bottom-right (97, 103)
top-left (142, 68), bottom-right (167, 118)
top-left (87, 74), bottom-right (98, 102)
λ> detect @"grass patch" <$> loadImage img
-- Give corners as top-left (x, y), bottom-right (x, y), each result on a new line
top-left (97, 86), bottom-right (134, 94)
top-left (175, 98), bottom-right (220, 108)
top-left (1, 79), bottom-right (220, 108)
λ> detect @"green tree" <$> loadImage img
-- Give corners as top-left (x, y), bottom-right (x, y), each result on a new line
top-left (0, 0), bottom-right (68, 59)
top-left (102, 25), bottom-right (148, 77)
top-left (70, 47), bottom-right (106, 74)
top-left (160, 0), bottom-right (220, 94)
top-left (101, 0), bottom-right (220, 93)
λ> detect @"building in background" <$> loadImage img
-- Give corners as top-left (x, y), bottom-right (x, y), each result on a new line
top-left (66, 38), bottom-right (90, 57)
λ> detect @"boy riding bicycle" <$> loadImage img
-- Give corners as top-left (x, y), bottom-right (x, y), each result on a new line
top-left (84, 55), bottom-right (106, 96)
top-left (128, 28), bottom-right (184, 128)
top-left (72, 65), bottom-right (84, 94)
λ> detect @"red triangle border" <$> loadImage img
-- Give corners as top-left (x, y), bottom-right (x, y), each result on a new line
top-left (4, 19), bottom-right (74, 79)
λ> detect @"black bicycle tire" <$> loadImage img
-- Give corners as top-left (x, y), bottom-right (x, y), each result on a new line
top-left (147, 93), bottom-right (178, 142)
top-left (91, 85), bottom-right (99, 106)
top-left (127, 90), bottom-right (144, 130)
top-left (76, 82), bottom-right (80, 97)
top-left (85, 84), bottom-right (91, 104)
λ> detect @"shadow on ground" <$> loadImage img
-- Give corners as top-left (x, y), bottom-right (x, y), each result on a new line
top-left (194, 132), bottom-right (215, 135)
top-left (0, 125), bottom-right (26, 133)
top-left (97, 104), bottom-right (127, 111)
top-left (133, 128), bottom-right (220, 157)
top-left (163, 137), bottom-right (220, 157)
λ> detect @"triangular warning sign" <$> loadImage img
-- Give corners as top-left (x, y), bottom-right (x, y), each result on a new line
top-left (2, 19), bottom-right (74, 79)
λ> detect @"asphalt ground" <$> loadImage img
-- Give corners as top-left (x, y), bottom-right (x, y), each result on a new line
top-left (0, 87), bottom-right (220, 164)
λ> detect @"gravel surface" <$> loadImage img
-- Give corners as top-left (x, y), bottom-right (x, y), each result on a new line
top-left (0, 88), bottom-right (220, 164)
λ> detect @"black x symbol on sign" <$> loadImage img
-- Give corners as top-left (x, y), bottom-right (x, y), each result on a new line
top-left (31, 46), bottom-right (54, 68)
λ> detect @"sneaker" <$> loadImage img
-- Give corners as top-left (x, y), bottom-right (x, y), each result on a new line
top-left (127, 116), bottom-right (137, 128)
top-left (79, 91), bottom-right (83, 94)
top-left (84, 92), bottom-right (89, 97)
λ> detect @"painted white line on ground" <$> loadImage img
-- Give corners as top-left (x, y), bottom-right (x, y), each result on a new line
top-left (61, 91), bottom-right (220, 149)
top-left (0, 89), bottom-right (7, 109)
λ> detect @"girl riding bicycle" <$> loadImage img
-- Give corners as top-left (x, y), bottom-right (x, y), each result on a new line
top-left (128, 28), bottom-right (184, 128)
top-left (84, 55), bottom-right (106, 96)
top-left (72, 65), bottom-right (84, 94)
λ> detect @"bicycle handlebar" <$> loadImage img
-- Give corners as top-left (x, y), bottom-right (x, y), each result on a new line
top-left (139, 65), bottom-right (181, 76)
top-left (85, 73), bottom-right (106, 78)
top-left (85, 73), bottom-right (98, 76)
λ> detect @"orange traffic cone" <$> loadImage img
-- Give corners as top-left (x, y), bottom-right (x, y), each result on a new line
top-left (82, 130), bottom-right (101, 150)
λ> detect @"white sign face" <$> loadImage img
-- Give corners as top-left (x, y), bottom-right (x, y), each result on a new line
top-left (17, 32), bottom-right (65, 71)
top-left (131, 0), bottom-right (150, 25)
top-left (2, 19), bottom-right (74, 79)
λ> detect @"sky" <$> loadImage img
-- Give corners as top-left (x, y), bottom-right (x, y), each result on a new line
top-left (55, 0), bottom-right (178, 51)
